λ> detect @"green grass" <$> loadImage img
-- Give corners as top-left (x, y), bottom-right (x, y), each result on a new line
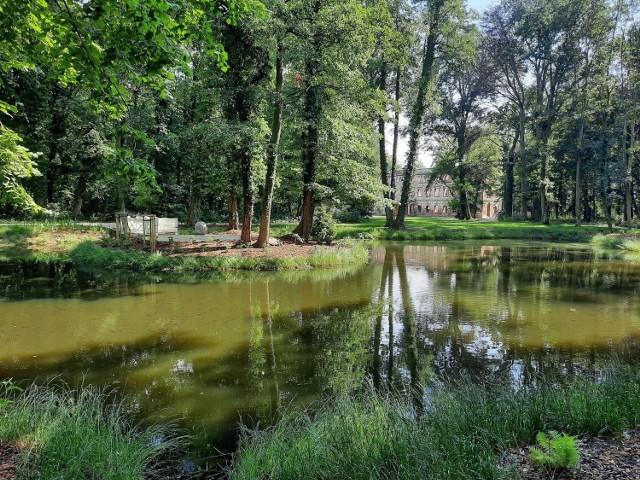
top-left (69, 241), bottom-right (370, 273)
top-left (231, 365), bottom-right (640, 480)
top-left (591, 234), bottom-right (640, 261)
top-left (0, 383), bottom-right (182, 480)
top-left (271, 217), bottom-right (636, 243)
top-left (0, 221), bottom-right (105, 261)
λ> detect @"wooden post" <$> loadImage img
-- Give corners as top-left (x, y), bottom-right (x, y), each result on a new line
top-left (142, 215), bottom-right (147, 246)
top-left (150, 215), bottom-right (157, 253)
top-left (115, 213), bottom-right (121, 239)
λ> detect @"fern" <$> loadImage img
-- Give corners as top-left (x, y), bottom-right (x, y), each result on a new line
top-left (529, 431), bottom-right (579, 470)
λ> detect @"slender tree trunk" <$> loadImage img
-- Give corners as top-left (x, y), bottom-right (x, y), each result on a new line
top-left (293, 62), bottom-right (321, 240)
top-left (387, 67), bottom-right (401, 227)
top-left (240, 150), bottom-right (254, 243)
top-left (626, 120), bottom-right (635, 228)
top-left (73, 175), bottom-right (86, 218)
top-left (504, 130), bottom-right (518, 218)
top-left (256, 41), bottom-right (284, 248)
top-left (115, 129), bottom-right (126, 212)
top-left (228, 187), bottom-right (239, 230)
top-left (378, 63), bottom-right (394, 226)
top-left (519, 105), bottom-right (527, 219)
top-left (393, 1), bottom-right (443, 229)
top-left (540, 134), bottom-right (550, 225)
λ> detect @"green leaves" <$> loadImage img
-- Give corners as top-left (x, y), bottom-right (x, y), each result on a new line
top-left (529, 431), bottom-right (580, 470)
top-left (0, 127), bottom-right (44, 214)
top-left (0, 380), bottom-right (21, 409)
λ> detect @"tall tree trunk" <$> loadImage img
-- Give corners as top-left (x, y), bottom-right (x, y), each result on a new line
top-left (256, 41), bottom-right (284, 248)
top-left (519, 105), bottom-right (527, 219)
top-left (115, 128), bottom-right (126, 212)
top-left (228, 187), bottom-right (239, 230)
top-left (575, 106), bottom-right (586, 226)
top-left (540, 141), bottom-right (549, 224)
top-left (626, 121), bottom-right (635, 228)
top-left (240, 150), bottom-right (254, 243)
top-left (393, 0), bottom-right (443, 229)
top-left (378, 63), bottom-right (393, 226)
top-left (73, 175), bottom-right (86, 218)
top-left (294, 62), bottom-right (321, 240)
top-left (504, 130), bottom-right (518, 218)
top-left (387, 67), bottom-right (401, 227)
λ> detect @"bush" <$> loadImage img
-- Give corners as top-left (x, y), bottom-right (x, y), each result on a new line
top-left (311, 207), bottom-right (336, 244)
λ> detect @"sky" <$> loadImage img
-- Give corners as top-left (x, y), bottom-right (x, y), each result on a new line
top-left (467, 0), bottom-right (495, 13)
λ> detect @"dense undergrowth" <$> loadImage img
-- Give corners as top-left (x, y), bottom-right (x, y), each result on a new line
top-left (0, 383), bottom-right (182, 480)
top-left (69, 241), bottom-right (370, 272)
top-left (231, 365), bottom-right (640, 480)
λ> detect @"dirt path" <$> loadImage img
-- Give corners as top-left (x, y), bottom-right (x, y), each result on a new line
top-left (509, 430), bottom-right (640, 479)
top-left (0, 441), bottom-right (17, 479)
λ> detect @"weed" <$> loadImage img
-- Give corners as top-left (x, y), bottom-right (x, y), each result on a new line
top-left (529, 431), bottom-right (579, 470)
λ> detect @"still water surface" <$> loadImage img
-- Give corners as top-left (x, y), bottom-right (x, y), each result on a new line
top-left (1, 241), bottom-right (640, 460)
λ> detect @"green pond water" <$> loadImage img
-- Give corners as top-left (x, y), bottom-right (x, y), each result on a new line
top-left (1, 241), bottom-right (640, 470)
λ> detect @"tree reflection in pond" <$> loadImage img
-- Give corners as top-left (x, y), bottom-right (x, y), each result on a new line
top-left (2, 241), bottom-right (640, 461)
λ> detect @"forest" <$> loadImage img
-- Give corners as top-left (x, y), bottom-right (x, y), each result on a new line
top-left (1, 0), bottom-right (640, 243)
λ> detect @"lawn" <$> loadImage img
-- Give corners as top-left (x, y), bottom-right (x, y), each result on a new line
top-left (271, 216), bottom-right (637, 243)
top-left (0, 222), bottom-right (104, 261)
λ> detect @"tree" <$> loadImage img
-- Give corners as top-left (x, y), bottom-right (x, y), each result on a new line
top-left (430, 15), bottom-right (496, 219)
top-left (393, 0), bottom-right (455, 229)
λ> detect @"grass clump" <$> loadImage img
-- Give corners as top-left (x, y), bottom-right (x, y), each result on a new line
top-left (0, 383), bottom-right (181, 480)
top-left (232, 365), bottom-right (640, 480)
top-left (591, 234), bottom-right (640, 261)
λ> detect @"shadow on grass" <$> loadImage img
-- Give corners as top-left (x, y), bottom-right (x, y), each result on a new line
top-left (0, 226), bottom-right (37, 259)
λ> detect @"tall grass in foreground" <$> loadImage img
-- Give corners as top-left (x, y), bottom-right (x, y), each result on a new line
top-left (231, 366), bottom-right (640, 480)
top-left (0, 384), bottom-right (183, 480)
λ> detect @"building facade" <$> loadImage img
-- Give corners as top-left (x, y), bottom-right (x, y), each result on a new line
top-left (390, 168), bottom-right (501, 219)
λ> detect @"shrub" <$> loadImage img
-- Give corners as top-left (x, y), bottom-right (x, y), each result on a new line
top-left (529, 431), bottom-right (580, 470)
top-left (311, 207), bottom-right (336, 244)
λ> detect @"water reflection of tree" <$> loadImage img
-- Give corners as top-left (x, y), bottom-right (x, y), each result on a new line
top-left (369, 243), bottom-right (640, 390)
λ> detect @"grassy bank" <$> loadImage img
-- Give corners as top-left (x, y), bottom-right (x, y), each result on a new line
top-left (0, 221), bottom-right (104, 261)
top-left (232, 365), bottom-right (640, 480)
top-left (270, 217), bottom-right (636, 243)
top-left (69, 241), bottom-right (370, 272)
top-left (591, 233), bottom-right (640, 254)
top-left (0, 383), bottom-right (180, 480)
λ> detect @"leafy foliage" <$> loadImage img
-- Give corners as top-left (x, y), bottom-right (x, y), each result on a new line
top-left (311, 206), bottom-right (337, 244)
top-left (0, 127), bottom-right (44, 214)
top-left (529, 431), bottom-right (580, 470)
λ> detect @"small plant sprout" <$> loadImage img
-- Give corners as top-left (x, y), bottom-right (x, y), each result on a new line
top-left (0, 379), bottom-right (21, 409)
top-left (529, 431), bottom-right (580, 470)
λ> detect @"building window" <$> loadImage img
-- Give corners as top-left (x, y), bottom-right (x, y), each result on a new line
top-left (426, 189), bottom-right (431, 197)
top-left (444, 188), bottom-right (449, 197)
top-left (435, 188), bottom-right (440, 197)
top-left (417, 189), bottom-right (423, 197)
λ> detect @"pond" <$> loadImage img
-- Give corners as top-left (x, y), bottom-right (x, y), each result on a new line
top-left (1, 241), bottom-right (640, 470)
